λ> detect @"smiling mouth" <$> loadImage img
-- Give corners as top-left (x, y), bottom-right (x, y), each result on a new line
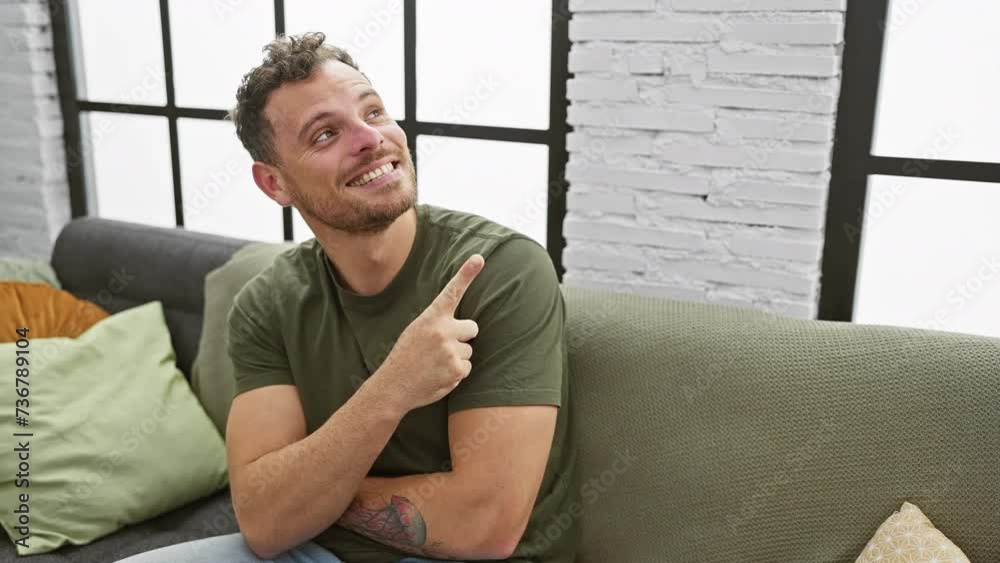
top-left (346, 161), bottom-right (399, 187)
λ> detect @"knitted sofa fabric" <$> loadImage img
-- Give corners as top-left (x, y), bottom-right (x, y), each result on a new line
top-left (562, 287), bottom-right (1000, 563)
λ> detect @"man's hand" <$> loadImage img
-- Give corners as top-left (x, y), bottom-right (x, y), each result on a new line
top-left (375, 254), bottom-right (485, 413)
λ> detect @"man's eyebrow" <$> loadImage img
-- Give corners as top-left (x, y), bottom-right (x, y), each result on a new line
top-left (298, 110), bottom-right (335, 144)
top-left (296, 89), bottom-right (383, 144)
top-left (358, 87), bottom-right (380, 104)
top-left (299, 111), bottom-right (333, 141)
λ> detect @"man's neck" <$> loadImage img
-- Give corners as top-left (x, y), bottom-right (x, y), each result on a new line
top-left (314, 207), bottom-right (418, 297)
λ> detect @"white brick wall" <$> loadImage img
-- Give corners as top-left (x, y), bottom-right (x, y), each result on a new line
top-left (0, 0), bottom-right (69, 259)
top-left (563, 2), bottom-right (846, 319)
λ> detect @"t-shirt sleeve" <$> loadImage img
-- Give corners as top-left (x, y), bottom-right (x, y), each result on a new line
top-left (448, 237), bottom-right (566, 414)
top-left (226, 281), bottom-right (294, 396)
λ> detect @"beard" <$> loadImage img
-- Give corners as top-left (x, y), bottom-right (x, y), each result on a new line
top-left (291, 150), bottom-right (418, 235)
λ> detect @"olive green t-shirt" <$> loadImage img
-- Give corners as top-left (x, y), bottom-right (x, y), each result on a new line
top-left (226, 204), bottom-right (579, 563)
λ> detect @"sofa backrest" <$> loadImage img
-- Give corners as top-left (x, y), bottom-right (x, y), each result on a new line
top-left (563, 286), bottom-right (1000, 562)
top-left (50, 217), bottom-right (249, 377)
top-left (49, 218), bottom-right (1000, 561)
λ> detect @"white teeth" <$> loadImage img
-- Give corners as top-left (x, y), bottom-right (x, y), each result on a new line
top-left (350, 163), bottom-right (394, 187)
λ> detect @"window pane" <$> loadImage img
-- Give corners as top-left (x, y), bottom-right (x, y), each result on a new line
top-left (854, 176), bottom-right (1000, 338)
top-left (417, 0), bottom-right (550, 129)
top-left (286, 0), bottom-right (405, 120)
top-left (169, 0), bottom-right (274, 109)
top-left (293, 208), bottom-right (314, 242)
top-left (872, 0), bottom-right (1000, 163)
top-left (177, 118), bottom-right (283, 241)
top-left (416, 136), bottom-right (548, 245)
top-left (85, 112), bottom-right (174, 227)
top-left (73, 0), bottom-right (167, 105)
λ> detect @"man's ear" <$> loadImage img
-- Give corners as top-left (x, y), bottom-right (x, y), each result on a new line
top-left (252, 161), bottom-right (293, 207)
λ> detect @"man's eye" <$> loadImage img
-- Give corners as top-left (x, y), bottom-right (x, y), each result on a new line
top-left (316, 129), bottom-right (335, 143)
top-left (367, 109), bottom-right (384, 119)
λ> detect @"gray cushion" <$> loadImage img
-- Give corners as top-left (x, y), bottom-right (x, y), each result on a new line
top-left (0, 491), bottom-right (238, 562)
top-left (50, 217), bottom-right (250, 378)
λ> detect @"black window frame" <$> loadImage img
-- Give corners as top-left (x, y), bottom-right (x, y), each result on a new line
top-left (819, 0), bottom-right (1000, 321)
top-left (49, 0), bottom-right (571, 277)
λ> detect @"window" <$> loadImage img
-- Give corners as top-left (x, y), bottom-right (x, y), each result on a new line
top-left (854, 176), bottom-right (1000, 338)
top-left (822, 0), bottom-right (1000, 338)
top-left (416, 136), bottom-right (549, 245)
top-left (52, 0), bottom-right (570, 274)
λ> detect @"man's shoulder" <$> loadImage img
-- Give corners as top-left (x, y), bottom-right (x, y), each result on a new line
top-left (420, 204), bottom-right (549, 267)
top-left (417, 207), bottom-right (560, 319)
top-left (230, 240), bottom-right (321, 318)
top-left (421, 204), bottom-right (523, 244)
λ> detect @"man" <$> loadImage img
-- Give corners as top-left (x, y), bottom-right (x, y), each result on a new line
top-left (119, 32), bottom-right (578, 563)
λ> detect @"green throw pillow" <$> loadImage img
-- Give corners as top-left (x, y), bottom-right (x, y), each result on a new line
top-left (0, 301), bottom-right (229, 555)
top-left (191, 241), bottom-right (296, 436)
top-left (0, 257), bottom-right (61, 288)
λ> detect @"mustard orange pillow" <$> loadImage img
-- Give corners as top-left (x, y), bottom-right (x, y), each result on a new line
top-left (0, 282), bottom-right (109, 342)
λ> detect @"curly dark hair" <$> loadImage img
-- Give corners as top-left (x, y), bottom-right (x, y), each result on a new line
top-left (229, 32), bottom-right (362, 166)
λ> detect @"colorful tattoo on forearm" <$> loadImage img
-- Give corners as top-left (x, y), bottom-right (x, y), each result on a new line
top-left (340, 494), bottom-right (428, 547)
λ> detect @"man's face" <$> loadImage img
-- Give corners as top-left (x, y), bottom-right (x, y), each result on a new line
top-left (264, 59), bottom-right (416, 234)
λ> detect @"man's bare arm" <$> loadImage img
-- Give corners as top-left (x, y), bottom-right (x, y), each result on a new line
top-left (226, 377), bottom-right (405, 559)
top-left (335, 405), bottom-right (557, 560)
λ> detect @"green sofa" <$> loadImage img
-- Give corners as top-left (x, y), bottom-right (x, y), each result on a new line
top-left (564, 289), bottom-right (999, 561)
top-left (12, 217), bottom-right (997, 562)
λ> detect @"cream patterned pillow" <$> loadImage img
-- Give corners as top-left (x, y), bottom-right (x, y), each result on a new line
top-left (856, 502), bottom-right (969, 563)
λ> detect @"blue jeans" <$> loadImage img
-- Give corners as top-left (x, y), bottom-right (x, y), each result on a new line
top-left (113, 532), bottom-right (460, 563)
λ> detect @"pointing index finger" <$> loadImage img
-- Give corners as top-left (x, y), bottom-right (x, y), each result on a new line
top-left (433, 254), bottom-right (485, 315)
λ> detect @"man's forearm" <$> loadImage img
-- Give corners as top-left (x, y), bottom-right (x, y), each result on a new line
top-left (239, 377), bottom-right (404, 558)
top-left (335, 473), bottom-right (516, 560)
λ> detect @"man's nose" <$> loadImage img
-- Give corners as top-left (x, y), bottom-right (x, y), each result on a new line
top-left (349, 120), bottom-right (383, 154)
